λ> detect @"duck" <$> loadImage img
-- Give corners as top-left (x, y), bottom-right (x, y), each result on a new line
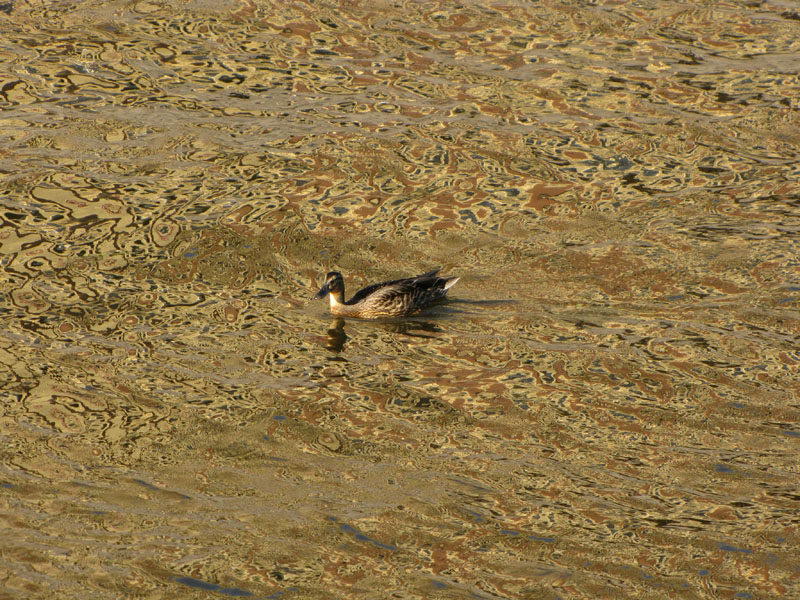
top-left (312, 268), bottom-right (459, 319)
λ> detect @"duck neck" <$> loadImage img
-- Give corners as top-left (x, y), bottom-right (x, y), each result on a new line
top-left (330, 290), bottom-right (359, 316)
top-left (329, 290), bottom-right (346, 310)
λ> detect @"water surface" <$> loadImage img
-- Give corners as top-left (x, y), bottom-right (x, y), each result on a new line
top-left (2, 1), bottom-right (799, 598)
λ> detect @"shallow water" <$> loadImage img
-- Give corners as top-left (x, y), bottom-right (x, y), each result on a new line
top-left (2, 0), bottom-right (800, 598)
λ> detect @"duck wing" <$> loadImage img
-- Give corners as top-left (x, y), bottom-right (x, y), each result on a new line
top-left (346, 269), bottom-right (442, 305)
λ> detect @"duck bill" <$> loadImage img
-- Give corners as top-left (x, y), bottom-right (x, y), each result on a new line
top-left (312, 283), bottom-right (330, 300)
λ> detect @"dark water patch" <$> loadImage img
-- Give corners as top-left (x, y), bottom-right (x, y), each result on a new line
top-left (718, 543), bottom-right (753, 554)
top-left (172, 577), bottom-right (253, 597)
top-left (329, 516), bottom-right (398, 552)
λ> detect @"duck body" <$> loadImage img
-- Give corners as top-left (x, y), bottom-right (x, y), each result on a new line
top-left (313, 268), bottom-right (459, 319)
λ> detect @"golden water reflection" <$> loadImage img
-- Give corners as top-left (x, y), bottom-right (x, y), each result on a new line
top-left (2, 0), bottom-right (800, 598)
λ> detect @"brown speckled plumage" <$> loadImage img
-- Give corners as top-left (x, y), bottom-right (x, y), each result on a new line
top-left (312, 268), bottom-right (459, 319)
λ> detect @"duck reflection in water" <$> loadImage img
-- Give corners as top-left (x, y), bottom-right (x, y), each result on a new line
top-left (323, 317), bottom-right (444, 352)
top-left (325, 318), bottom-right (348, 352)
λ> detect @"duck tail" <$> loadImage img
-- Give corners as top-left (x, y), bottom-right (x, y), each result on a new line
top-left (418, 267), bottom-right (441, 278)
top-left (443, 277), bottom-right (459, 291)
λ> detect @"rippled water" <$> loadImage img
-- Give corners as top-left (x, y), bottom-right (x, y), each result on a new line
top-left (2, 1), bottom-right (800, 598)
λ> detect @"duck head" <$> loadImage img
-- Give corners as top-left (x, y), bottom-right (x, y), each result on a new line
top-left (313, 271), bottom-right (345, 300)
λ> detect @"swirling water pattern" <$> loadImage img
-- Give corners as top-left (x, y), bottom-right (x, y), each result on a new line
top-left (1, 1), bottom-right (799, 598)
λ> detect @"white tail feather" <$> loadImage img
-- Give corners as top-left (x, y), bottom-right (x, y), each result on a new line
top-left (444, 277), bottom-right (459, 290)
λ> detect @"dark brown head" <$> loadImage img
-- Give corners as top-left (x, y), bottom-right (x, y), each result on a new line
top-left (312, 271), bottom-right (344, 300)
